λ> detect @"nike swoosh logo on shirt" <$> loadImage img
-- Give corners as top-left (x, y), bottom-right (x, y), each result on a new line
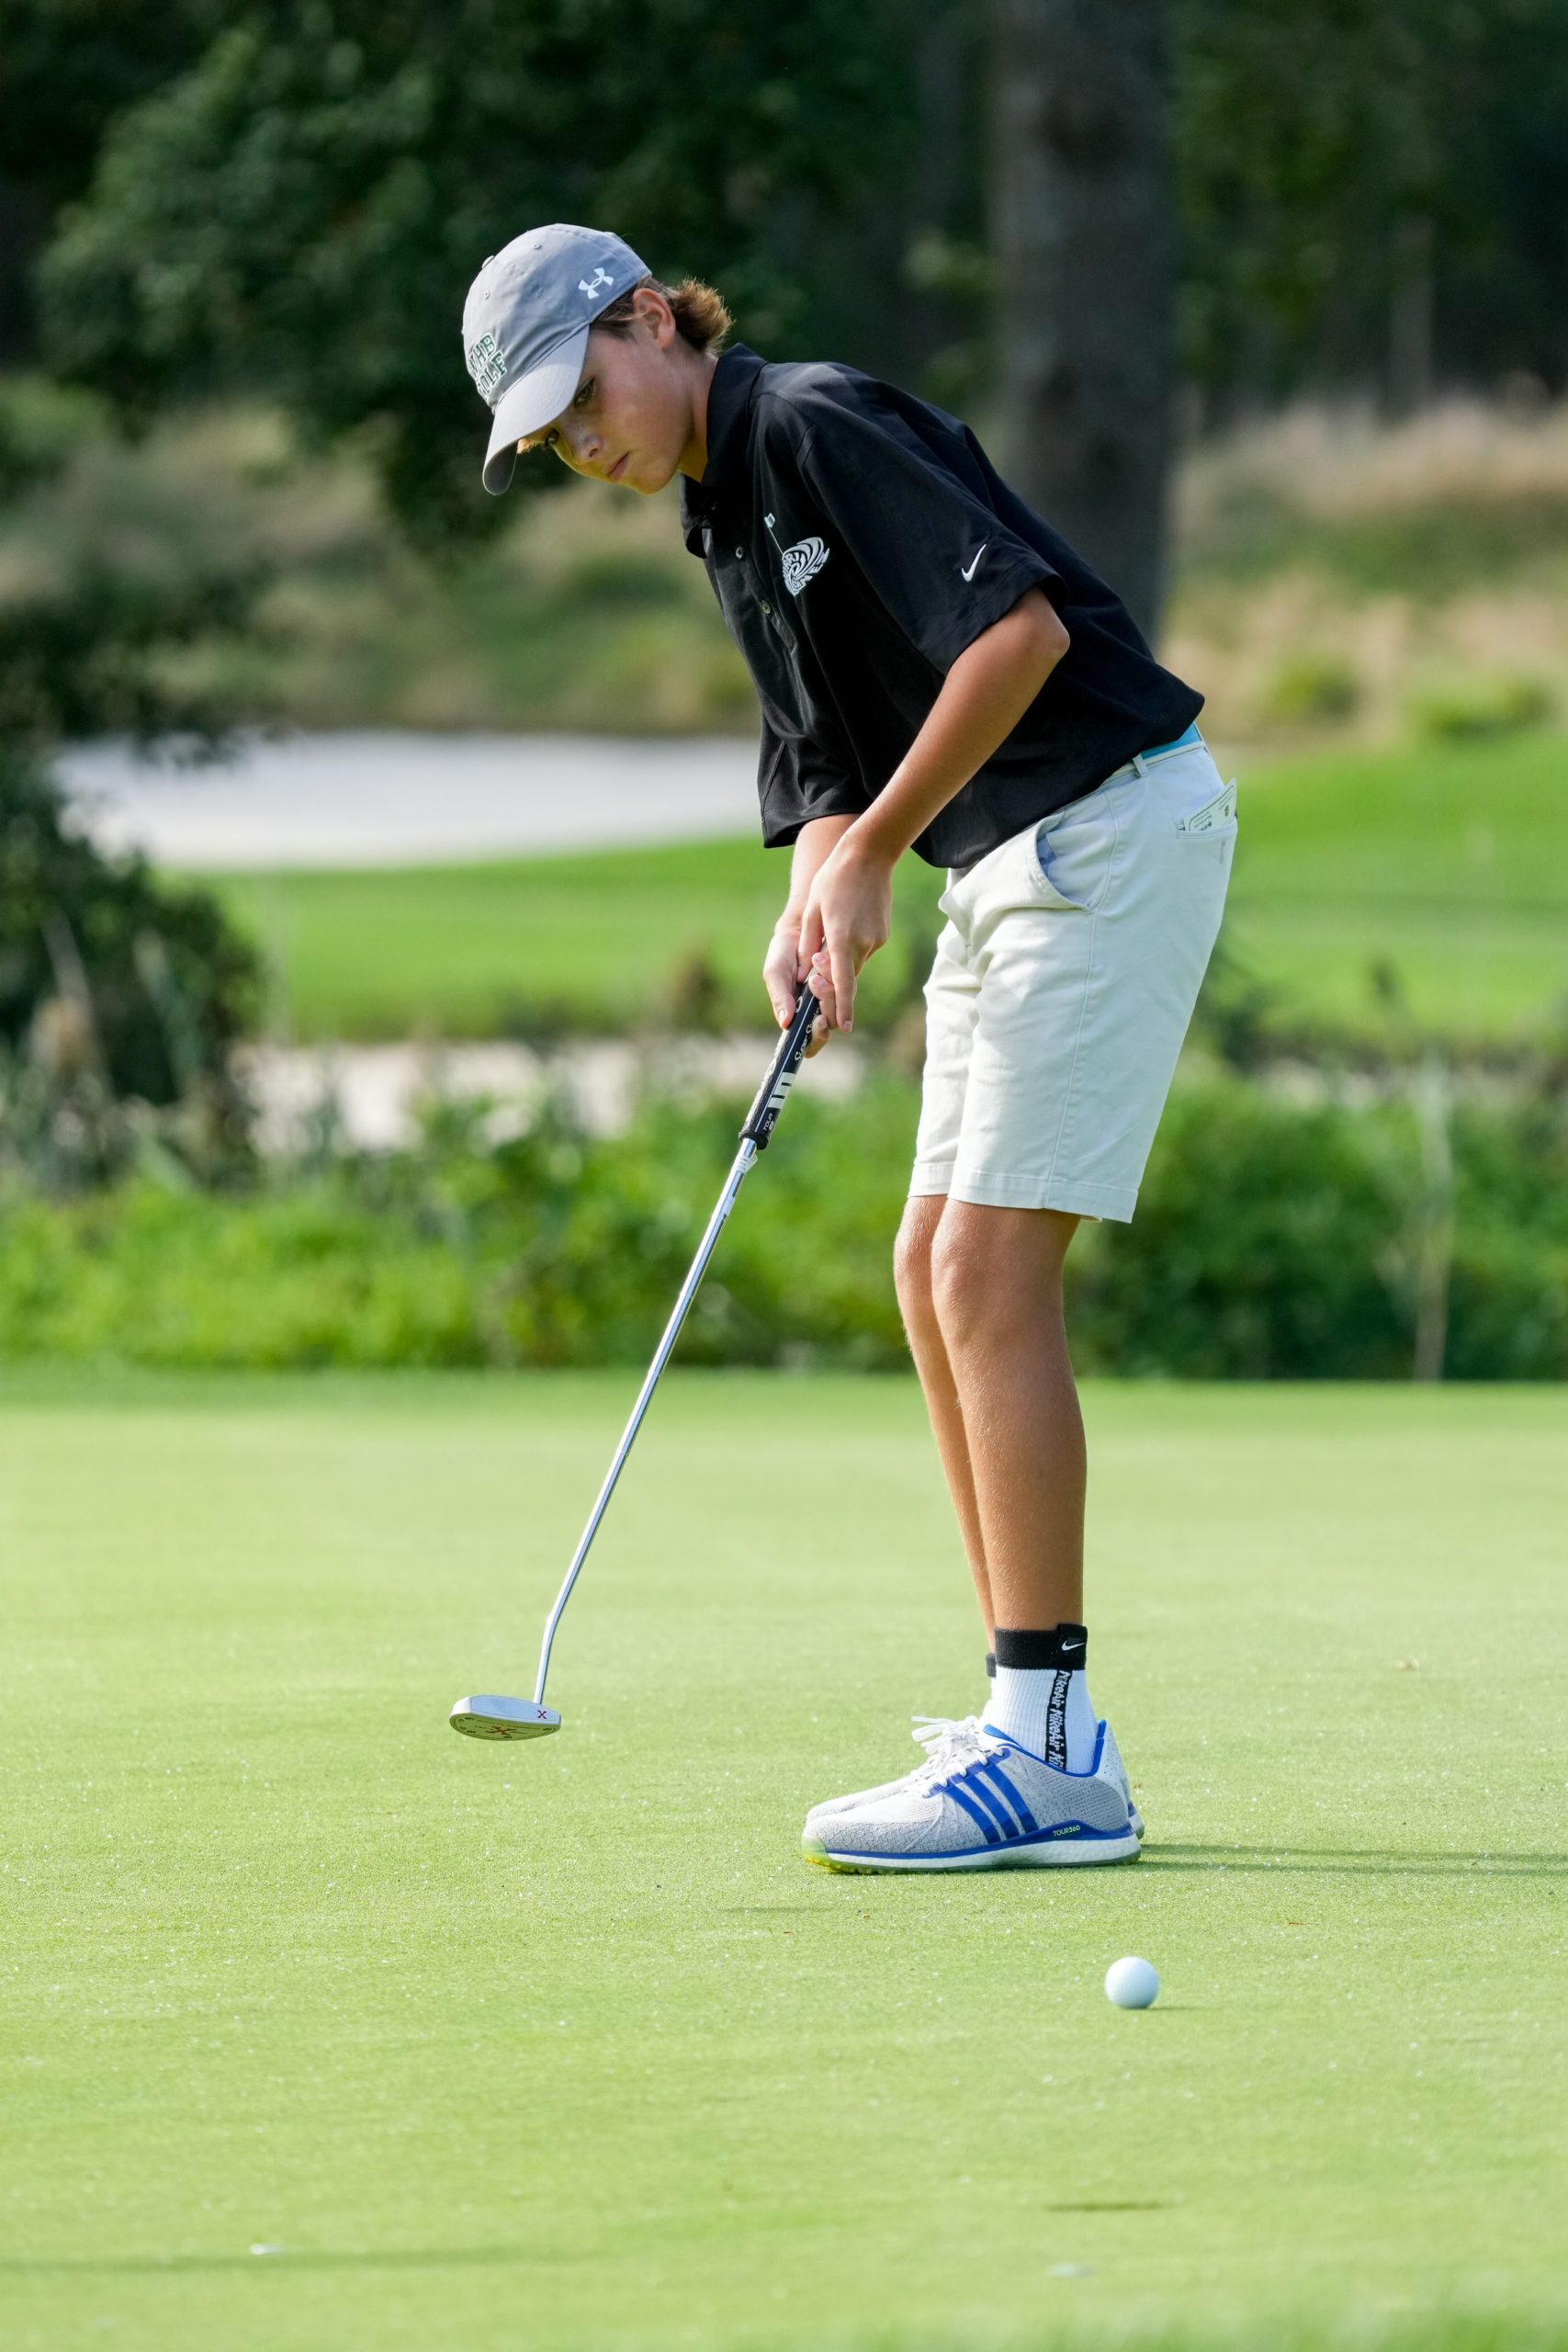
top-left (960, 544), bottom-right (987, 582)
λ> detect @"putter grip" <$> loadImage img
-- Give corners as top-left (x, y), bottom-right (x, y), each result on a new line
top-left (739, 985), bottom-right (818, 1148)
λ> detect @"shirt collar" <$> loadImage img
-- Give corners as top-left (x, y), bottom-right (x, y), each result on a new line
top-left (680, 343), bottom-right (765, 551)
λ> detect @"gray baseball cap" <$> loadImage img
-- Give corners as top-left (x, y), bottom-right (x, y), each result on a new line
top-left (462, 223), bottom-right (650, 493)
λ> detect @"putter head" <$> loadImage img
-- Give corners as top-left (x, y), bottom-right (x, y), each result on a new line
top-left (449, 1694), bottom-right (561, 1741)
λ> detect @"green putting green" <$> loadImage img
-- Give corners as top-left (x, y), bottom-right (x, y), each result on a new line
top-left (3, 1373), bottom-right (1564, 2350)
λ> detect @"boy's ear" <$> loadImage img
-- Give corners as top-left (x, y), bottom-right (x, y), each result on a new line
top-left (631, 285), bottom-right (678, 346)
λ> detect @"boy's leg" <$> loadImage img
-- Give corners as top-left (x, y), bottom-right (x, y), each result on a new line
top-left (893, 1193), bottom-right (1084, 1634)
top-left (804, 751), bottom-right (1231, 1867)
top-left (919, 1196), bottom-right (1084, 1630)
top-left (893, 1193), bottom-right (992, 1632)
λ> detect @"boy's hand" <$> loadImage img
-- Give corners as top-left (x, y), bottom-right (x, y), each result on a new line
top-left (796, 830), bottom-right (893, 1035)
top-left (765, 923), bottom-right (831, 1056)
top-left (764, 924), bottom-right (803, 1028)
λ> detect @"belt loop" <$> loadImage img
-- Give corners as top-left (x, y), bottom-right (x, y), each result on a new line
top-left (1133, 751), bottom-right (1150, 777)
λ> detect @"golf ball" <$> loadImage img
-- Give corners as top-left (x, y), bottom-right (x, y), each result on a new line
top-left (1104, 1955), bottom-right (1160, 2009)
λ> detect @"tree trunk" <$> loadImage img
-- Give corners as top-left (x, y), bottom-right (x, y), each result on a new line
top-left (1388, 214), bottom-right (1436, 418)
top-left (990, 0), bottom-right (1174, 642)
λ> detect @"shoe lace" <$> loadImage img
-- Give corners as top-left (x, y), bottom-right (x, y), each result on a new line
top-left (907, 1713), bottom-right (1009, 1792)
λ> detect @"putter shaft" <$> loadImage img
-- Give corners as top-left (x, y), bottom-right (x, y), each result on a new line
top-left (532, 1135), bottom-right (755, 1704)
top-left (531, 986), bottom-right (818, 1707)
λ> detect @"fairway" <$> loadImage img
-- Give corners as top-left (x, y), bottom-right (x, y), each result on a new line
top-left (2, 1374), bottom-right (1565, 2352)
top-left (205, 731), bottom-right (1568, 1043)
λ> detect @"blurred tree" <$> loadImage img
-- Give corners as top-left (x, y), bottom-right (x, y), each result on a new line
top-left (0, 749), bottom-right (262, 1179)
top-left (1173, 0), bottom-right (1568, 412)
top-left (0, 375), bottom-right (263, 753)
top-left (991, 0), bottom-right (1174, 636)
top-left (38, 0), bottom-right (916, 545)
top-left (22, 0), bottom-right (1568, 585)
top-left (0, 1), bottom-right (217, 358)
top-left (0, 379), bottom-right (265, 1173)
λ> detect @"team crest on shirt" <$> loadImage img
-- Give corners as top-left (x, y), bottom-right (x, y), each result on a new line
top-left (764, 513), bottom-right (830, 597)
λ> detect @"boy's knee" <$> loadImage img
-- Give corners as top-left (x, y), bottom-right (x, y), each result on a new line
top-left (930, 1204), bottom-right (1072, 1349)
top-left (929, 1216), bottom-right (990, 1345)
top-left (893, 1197), bottom-right (942, 1321)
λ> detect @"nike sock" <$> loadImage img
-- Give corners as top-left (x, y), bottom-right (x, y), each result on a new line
top-left (987, 1625), bottom-right (1097, 1772)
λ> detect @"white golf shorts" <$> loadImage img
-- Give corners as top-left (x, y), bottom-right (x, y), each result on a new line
top-left (910, 736), bottom-right (1235, 1222)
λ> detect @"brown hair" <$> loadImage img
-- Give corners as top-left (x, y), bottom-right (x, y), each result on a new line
top-left (594, 274), bottom-right (732, 356)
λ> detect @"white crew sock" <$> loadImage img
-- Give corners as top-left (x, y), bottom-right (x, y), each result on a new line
top-left (984, 1626), bottom-right (1098, 1773)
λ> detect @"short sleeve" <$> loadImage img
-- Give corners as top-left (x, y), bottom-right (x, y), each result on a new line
top-left (756, 711), bottom-right (868, 849)
top-left (789, 397), bottom-right (1060, 673)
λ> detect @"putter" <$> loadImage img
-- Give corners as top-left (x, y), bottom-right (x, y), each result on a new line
top-left (450, 981), bottom-right (822, 1743)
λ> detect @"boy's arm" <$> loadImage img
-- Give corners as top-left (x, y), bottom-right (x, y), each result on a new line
top-left (796, 587), bottom-right (1069, 1033)
top-left (763, 813), bottom-right (855, 1048)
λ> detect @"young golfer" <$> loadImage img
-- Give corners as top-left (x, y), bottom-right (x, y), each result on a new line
top-left (463, 225), bottom-right (1235, 1871)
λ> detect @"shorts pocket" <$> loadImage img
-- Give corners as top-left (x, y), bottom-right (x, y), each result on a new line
top-left (1173, 775), bottom-right (1237, 836)
top-left (1034, 791), bottom-right (1122, 910)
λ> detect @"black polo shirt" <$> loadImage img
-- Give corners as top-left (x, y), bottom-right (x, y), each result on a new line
top-left (679, 345), bottom-right (1203, 870)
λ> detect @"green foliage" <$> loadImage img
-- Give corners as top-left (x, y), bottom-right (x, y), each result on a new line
top-left (0, 372), bottom-right (86, 499)
top-left (38, 1), bottom-right (915, 542)
top-left (28, 0), bottom-right (1568, 556)
top-left (0, 1), bottom-right (216, 208)
top-left (1261, 650), bottom-right (1359, 727)
top-left (0, 749), bottom-right (262, 1176)
top-left (0, 382), bottom-right (273, 1178)
top-left (0, 377), bottom-right (269, 750)
top-left (1409, 671), bottom-right (1553, 741)
top-left (1175, 0), bottom-right (1568, 398)
top-left (1182, 481), bottom-right (1568, 602)
top-left (1071, 1083), bottom-right (1412, 1379)
top-left (0, 554), bottom-right (263, 748)
top-left (3, 1070), bottom-right (1565, 1377)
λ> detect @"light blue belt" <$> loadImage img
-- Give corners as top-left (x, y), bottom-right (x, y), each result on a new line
top-left (1101, 719), bottom-right (1203, 786)
top-left (1140, 719), bottom-right (1203, 761)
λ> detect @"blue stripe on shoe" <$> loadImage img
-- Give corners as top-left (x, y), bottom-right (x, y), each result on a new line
top-left (943, 1778), bottom-right (1003, 1844)
top-left (953, 1766), bottom-right (1018, 1838)
top-left (977, 1761), bottom-right (1038, 1836)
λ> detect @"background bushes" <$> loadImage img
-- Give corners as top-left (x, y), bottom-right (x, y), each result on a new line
top-left (2, 1070), bottom-right (1562, 1379)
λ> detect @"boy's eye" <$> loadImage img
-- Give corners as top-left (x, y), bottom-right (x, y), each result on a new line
top-left (571, 378), bottom-right (596, 410)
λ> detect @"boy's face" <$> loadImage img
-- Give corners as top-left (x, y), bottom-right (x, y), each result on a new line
top-left (520, 295), bottom-right (696, 492)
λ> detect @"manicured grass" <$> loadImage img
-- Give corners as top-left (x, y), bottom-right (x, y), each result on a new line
top-left (1224, 729), bottom-right (1568, 1040)
top-left (215, 837), bottom-right (948, 1039)
top-left (216, 837), bottom-right (828, 1039)
top-left (3, 1374), bottom-right (1564, 2350)
top-left (205, 731), bottom-right (1568, 1043)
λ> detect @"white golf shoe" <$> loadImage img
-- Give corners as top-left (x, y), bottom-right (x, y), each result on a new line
top-left (1097, 1718), bottom-right (1145, 1839)
top-left (806, 1713), bottom-right (1145, 1846)
top-left (804, 1715), bottom-right (990, 1839)
top-left (802, 1718), bottom-right (1142, 1872)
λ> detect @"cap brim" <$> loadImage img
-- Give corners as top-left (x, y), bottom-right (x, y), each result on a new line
top-left (480, 326), bottom-right (590, 493)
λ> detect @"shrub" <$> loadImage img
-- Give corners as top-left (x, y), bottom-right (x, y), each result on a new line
top-left (0, 1069), bottom-right (1565, 1378)
top-left (1261, 650), bottom-right (1359, 727)
top-left (1068, 1082), bottom-right (1415, 1377)
top-left (0, 752), bottom-right (263, 1180)
top-left (1410, 673), bottom-right (1552, 741)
